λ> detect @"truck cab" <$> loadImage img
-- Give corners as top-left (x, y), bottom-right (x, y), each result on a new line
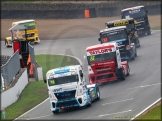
top-left (98, 26), bottom-right (137, 61)
top-left (105, 18), bottom-right (140, 47)
top-left (5, 19), bottom-right (40, 47)
top-left (121, 5), bottom-right (151, 36)
top-left (44, 65), bottom-right (100, 114)
top-left (85, 42), bottom-right (130, 84)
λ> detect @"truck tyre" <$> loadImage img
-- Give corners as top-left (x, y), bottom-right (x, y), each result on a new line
top-left (147, 31), bottom-right (151, 35)
top-left (126, 64), bottom-right (130, 76)
top-left (52, 110), bottom-right (59, 114)
top-left (96, 87), bottom-right (100, 101)
top-left (5, 40), bottom-right (9, 48)
top-left (119, 68), bottom-right (125, 81)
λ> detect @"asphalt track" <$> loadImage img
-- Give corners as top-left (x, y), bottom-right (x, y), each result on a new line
top-left (1, 30), bottom-right (161, 120)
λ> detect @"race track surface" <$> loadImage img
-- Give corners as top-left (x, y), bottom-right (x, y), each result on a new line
top-left (1, 30), bottom-right (161, 120)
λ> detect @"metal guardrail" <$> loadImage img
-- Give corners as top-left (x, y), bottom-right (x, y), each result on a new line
top-left (1, 51), bottom-right (21, 89)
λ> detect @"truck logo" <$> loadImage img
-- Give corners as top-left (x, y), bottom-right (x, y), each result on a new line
top-left (114, 20), bottom-right (129, 26)
top-left (53, 88), bottom-right (63, 92)
top-left (89, 48), bottom-right (112, 55)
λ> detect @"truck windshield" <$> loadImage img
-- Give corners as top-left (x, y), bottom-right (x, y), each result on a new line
top-left (48, 75), bottom-right (79, 86)
top-left (19, 21), bottom-right (36, 30)
top-left (100, 30), bottom-right (127, 43)
top-left (123, 8), bottom-right (146, 18)
top-left (87, 52), bottom-right (116, 63)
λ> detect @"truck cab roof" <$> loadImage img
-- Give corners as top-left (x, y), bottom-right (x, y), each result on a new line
top-left (86, 42), bottom-right (117, 51)
top-left (121, 5), bottom-right (145, 12)
top-left (12, 19), bottom-right (35, 25)
top-left (46, 65), bottom-right (81, 75)
top-left (100, 26), bottom-right (126, 33)
top-left (106, 18), bottom-right (134, 24)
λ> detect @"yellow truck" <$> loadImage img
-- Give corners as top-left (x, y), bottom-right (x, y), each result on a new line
top-left (5, 19), bottom-right (40, 47)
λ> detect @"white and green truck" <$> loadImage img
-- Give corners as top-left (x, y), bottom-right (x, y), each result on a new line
top-left (44, 65), bottom-right (100, 114)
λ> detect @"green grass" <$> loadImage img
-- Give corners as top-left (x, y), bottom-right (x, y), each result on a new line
top-left (152, 26), bottom-right (161, 30)
top-left (1, 54), bottom-right (79, 120)
top-left (135, 103), bottom-right (161, 120)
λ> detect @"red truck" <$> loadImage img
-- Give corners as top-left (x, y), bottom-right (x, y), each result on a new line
top-left (84, 42), bottom-right (130, 84)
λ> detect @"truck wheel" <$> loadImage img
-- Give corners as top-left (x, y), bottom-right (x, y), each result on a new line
top-left (96, 87), bottom-right (100, 101)
top-left (147, 31), bottom-right (151, 35)
top-left (126, 64), bottom-right (130, 76)
top-left (52, 110), bottom-right (59, 114)
top-left (5, 40), bottom-right (9, 48)
top-left (119, 68), bottom-right (125, 81)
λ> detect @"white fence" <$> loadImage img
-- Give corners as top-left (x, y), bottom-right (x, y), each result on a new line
top-left (1, 69), bottom-right (28, 110)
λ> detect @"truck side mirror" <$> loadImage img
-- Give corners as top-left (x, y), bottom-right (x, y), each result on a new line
top-left (98, 38), bottom-right (101, 41)
top-left (44, 79), bottom-right (47, 83)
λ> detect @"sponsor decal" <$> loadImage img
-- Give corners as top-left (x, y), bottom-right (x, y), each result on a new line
top-left (114, 20), bottom-right (129, 26)
top-left (89, 48), bottom-right (112, 55)
top-left (53, 88), bottom-right (63, 92)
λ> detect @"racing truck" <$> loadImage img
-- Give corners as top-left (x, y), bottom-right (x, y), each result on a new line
top-left (5, 19), bottom-right (40, 47)
top-left (84, 42), bottom-right (130, 84)
top-left (105, 18), bottom-right (140, 47)
top-left (44, 65), bottom-right (100, 114)
top-left (98, 26), bottom-right (137, 61)
top-left (121, 5), bottom-right (151, 36)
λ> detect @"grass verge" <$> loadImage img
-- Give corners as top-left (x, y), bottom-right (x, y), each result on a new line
top-left (135, 101), bottom-right (161, 120)
top-left (1, 54), bottom-right (79, 120)
top-left (152, 26), bottom-right (161, 30)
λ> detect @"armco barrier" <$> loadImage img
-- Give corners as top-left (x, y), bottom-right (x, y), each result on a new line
top-left (1, 51), bottom-right (21, 88)
top-left (1, 69), bottom-right (28, 109)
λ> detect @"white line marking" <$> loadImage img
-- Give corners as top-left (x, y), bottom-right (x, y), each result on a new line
top-left (84, 110), bottom-right (132, 119)
top-left (130, 98), bottom-right (161, 121)
top-left (14, 98), bottom-right (49, 120)
top-left (26, 114), bottom-right (53, 120)
top-left (126, 83), bottom-right (161, 90)
top-left (102, 98), bottom-right (133, 105)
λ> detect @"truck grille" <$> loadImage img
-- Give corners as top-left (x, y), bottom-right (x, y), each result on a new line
top-left (22, 33), bottom-right (34, 38)
top-left (97, 70), bottom-right (111, 74)
top-left (136, 22), bottom-right (145, 29)
top-left (96, 74), bottom-right (114, 80)
top-left (56, 100), bottom-right (77, 107)
top-left (54, 90), bottom-right (76, 101)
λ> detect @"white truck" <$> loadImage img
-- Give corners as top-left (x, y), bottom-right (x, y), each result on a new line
top-left (44, 65), bottom-right (100, 114)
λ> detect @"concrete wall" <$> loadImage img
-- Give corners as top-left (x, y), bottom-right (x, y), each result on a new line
top-left (37, 67), bottom-right (43, 81)
top-left (1, 69), bottom-right (28, 109)
top-left (1, 1), bottom-right (161, 19)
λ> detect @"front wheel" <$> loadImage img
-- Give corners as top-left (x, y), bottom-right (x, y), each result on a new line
top-left (96, 87), bottom-right (100, 101)
top-left (119, 68), bottom-right (125, 81)
top-left (147, 30), bottom-right (151, 35)
top-left (52, 110), bottom-right (59, 114)
top-left (5, 40), bottom-right (9, 48)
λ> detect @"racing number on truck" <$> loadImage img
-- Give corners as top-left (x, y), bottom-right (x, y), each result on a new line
top-left (90, 55), bottom-right (95, 61)
top-left (103, 38), bottom-right (108, 42)
top-left (50, 80), bottom-right (55, 85)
